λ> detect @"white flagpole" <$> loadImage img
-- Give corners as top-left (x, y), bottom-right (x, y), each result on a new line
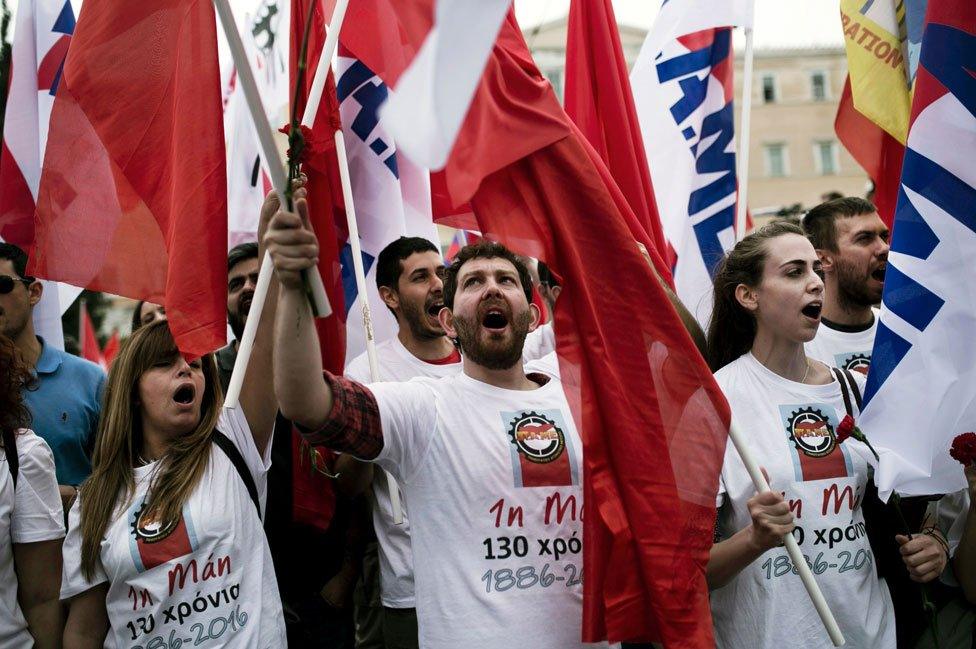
top-left (735, 22), bottom-right (755, 242)
top-left (300, 0), bottom-right (403, 525)
top-left (728, 419), bottom-right (845, 646)
top-left (212, 0), bottom-right (331, 409)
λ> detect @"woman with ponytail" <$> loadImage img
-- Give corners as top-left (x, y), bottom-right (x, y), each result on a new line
top-left (705, 221), bottom-right (897, 648)
top-left (61, 191), bottom-right (289, 648)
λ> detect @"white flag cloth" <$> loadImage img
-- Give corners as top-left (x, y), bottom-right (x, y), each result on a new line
top-left (630, 0), bottom-right (751, 326)
top-left (338, 56), bottom-right (440, 363)
top-left (859, 15), bottom-right (976, 499)
top-left (0, 0), bottom-right (84, 349)
top-left (378, 0), bottom-right (510, 170)
top-left (221, 0), bottom-right (290, 249)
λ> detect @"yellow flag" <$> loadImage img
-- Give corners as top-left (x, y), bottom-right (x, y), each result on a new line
top-left (839, 0), bottom-right (911, 143)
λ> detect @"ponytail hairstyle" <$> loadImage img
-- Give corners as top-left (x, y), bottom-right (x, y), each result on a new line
top-left (79, 320), bottom-right (221, 580)
top-left (706, 220), bottom-right (806, 371)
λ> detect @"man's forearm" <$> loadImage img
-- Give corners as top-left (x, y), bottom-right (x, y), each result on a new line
top-left (274, 286), bottom-right (333, 429)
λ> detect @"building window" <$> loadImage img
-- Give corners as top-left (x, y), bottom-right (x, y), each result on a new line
top-left (761, 74), bottom-right (777, 103)
top-left (811, 71), bottom-right (828, 101)
top-left (764, 143), bottom-right (789, 177)
top-left (814, 140), bottom-right (839, 175)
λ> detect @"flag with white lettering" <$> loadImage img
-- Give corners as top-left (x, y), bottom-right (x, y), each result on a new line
top-left (859, 0), bottom-right (976, 499)
top-left (336, 53), bottom-right (439, 363)
top-left (631, 1), bottom-right (751, 326)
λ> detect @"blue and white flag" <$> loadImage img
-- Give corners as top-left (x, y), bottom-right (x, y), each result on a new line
top-left (860, 1), bottom-right (976, 499)
top-left (337, 55), bottom-right (440, 364)
top-left (630, 1), bottom-right (752, 326)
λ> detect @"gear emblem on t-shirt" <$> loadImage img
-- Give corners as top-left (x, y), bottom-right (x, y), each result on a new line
top-left (842, 353), bottom-right (871, 376)
top-left (508, 411), bottom-right (565, 464)
top-left (785, 407), bottom-right (836, 458)
top-left (131, 501), bottom-right (179, 544)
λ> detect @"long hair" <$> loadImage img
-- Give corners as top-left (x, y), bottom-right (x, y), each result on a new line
top-left (706, 221), bottom-right (806, 371)
top-left (0, 333), bottom-right (34, 446)
top-left (80, 320), bottom-right (222, 579)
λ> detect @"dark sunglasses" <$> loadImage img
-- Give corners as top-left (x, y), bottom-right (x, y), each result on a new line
top-left (0, 275), bottom-right (33, 294)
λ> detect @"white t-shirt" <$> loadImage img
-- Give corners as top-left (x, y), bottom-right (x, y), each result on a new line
top-left (712, 353), bottom-right (894, 649)
top-left (61, 408), bottom-right (286, 649)
top-left (804, 309), bottom-right (879, 375)
top-left (522, 322), bottom-right (556, 362)
top-left (366, 371), bottom-right (599, 649)
top-left (0, 430), bottom-right (64, 647)
top-left (345, 336), bottom-right (462, 608)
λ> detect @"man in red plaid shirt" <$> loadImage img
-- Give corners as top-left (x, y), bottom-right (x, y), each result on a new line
top-left (266, 198), bottom-right (604, 649)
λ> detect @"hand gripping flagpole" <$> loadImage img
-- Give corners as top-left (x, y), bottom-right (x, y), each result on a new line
top-left (728, 419), bottom-right (845, 646)
top-left (735, 18), bottom-right (755, 242)
top-left (213, 0), bottom-right (331, 409)
top-left (300, 0), bottom-right (404, 525)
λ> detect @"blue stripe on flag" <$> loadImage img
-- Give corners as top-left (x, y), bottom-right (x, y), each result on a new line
top-left (340, 243), bottom-right (376, 316)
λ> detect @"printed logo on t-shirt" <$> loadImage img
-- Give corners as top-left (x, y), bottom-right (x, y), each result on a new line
top-left (779, 404), bottom-right (854, 482)
top-left (503, 409), bottom-right (581, 488)
top-left (833, 351), bottom-right (871, 376)
top-left (126, 499), bottom-right (199, 573)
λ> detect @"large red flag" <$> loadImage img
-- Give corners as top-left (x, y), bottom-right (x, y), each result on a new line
top-left (290, 0), bottom-right (347, 376)
top-left (30, 0), bottom-right (227, 358)
top-left (341, 8), bottom-right (731, 645)
top-left (564, 0), bottom-right (672, 285)
top-left (835, 77), bottom-right (904, 228)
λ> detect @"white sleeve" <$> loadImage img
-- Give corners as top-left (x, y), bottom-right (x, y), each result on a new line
top-left (11, 431), bottom-right (64, 544)
top-left (344, 353), bottom-right (371, 384)
top-left (217, 407), bottom-right (272, 509)
top-left (369, 380), bottom-right (438, 483)
top-left (60, 497), bottom-right (107, 600)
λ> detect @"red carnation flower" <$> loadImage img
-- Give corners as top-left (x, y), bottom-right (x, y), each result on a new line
top-left (836, 414), bottom-right (856, 445)
top-left (950, 432), bottom-right (976, 466)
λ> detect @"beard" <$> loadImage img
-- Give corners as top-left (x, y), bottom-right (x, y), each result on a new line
top-left (228, 295), bottom-right (251, 341)
top-left (453, 306), bottom-right (532, 370)
top-left (834, 257), bottom-right (881, 310)
top-left (400, 294), bottom-right (444, 342)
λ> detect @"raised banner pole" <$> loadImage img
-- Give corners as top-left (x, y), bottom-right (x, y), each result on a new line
top-left (728, 419), bottom-right (846, 646)
top-left (735, 22), bottom-right (755, 242)
top-left (300, 0), bottom-right (404, 525)
top-left (213, 0), bottom-right (331, 409)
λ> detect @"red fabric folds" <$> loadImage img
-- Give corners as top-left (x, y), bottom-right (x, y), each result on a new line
top-left (564, 0), bottom-right (672, 285)
top-left (835, 77), bottom-right (905, 229)
top-left (31, 0), bottom-right (227, 358)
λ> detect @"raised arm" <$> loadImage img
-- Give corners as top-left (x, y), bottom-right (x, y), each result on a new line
top-left (237, 185), bottom-right (288, 454)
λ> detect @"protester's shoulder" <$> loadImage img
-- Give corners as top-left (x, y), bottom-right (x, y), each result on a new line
top-left (59, 349), bottom-right (107, 383)
top-left (344, 350), bottom-right (371, 384)
top-left (13, 429), bottom-right (55, 465)
top-left (713, 354), bottom-right (749, 388)
top-left (524, 351), bottom-right (560, 379)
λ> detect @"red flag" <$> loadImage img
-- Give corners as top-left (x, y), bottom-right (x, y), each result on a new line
top-left (342, 9), bottom-right (731, 645)
top-left (288, 0), bottom-right (345, 533)
top-left (79, 301), bottom-right (103, 368)
top-left (564, 0), bottom-right (673, 285)
top-left (30, 0), bottom-right (227, 358)
top-left (290, 0), bottom-right (347, 377)
top-left (835, 77), bottom-right (904, 228)
top-left (102, 330), bottom-right (120, 367)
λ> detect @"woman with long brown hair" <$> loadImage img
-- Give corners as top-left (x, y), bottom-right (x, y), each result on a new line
top-left (0, 332), bottom-right (64, 648)
top-left (705, 221), bottom-right (900, 648)
top-left (61, 215), bottom-right (284, 647)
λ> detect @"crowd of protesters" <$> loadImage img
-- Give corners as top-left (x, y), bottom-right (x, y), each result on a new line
top-left (0, 191), bottom-right (973, 648)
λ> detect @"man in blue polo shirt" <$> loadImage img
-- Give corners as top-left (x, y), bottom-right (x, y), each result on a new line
top-left (0, 243), bottom-right (105, 508)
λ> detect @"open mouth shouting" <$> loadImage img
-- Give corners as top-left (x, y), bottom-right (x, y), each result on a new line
top-left (426, 300), bottom-right (444, 319)
top-left (870, 264), bottom-right (886, 283)
top-left (172, 382), bottom-right (196, 408)
top-left (481, 305), bottom-right (510, 333)
top-left (801, 301), bottom-right (823, 321)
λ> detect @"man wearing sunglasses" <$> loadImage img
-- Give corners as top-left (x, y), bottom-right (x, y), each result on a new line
top-left (0, 243), bottom-right (105, 511)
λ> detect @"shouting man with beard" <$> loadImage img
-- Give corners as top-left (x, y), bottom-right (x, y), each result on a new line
top-left (268, 195), bottom-right (602, 649)
top-left (801, 197), bottom-right (889, 376)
